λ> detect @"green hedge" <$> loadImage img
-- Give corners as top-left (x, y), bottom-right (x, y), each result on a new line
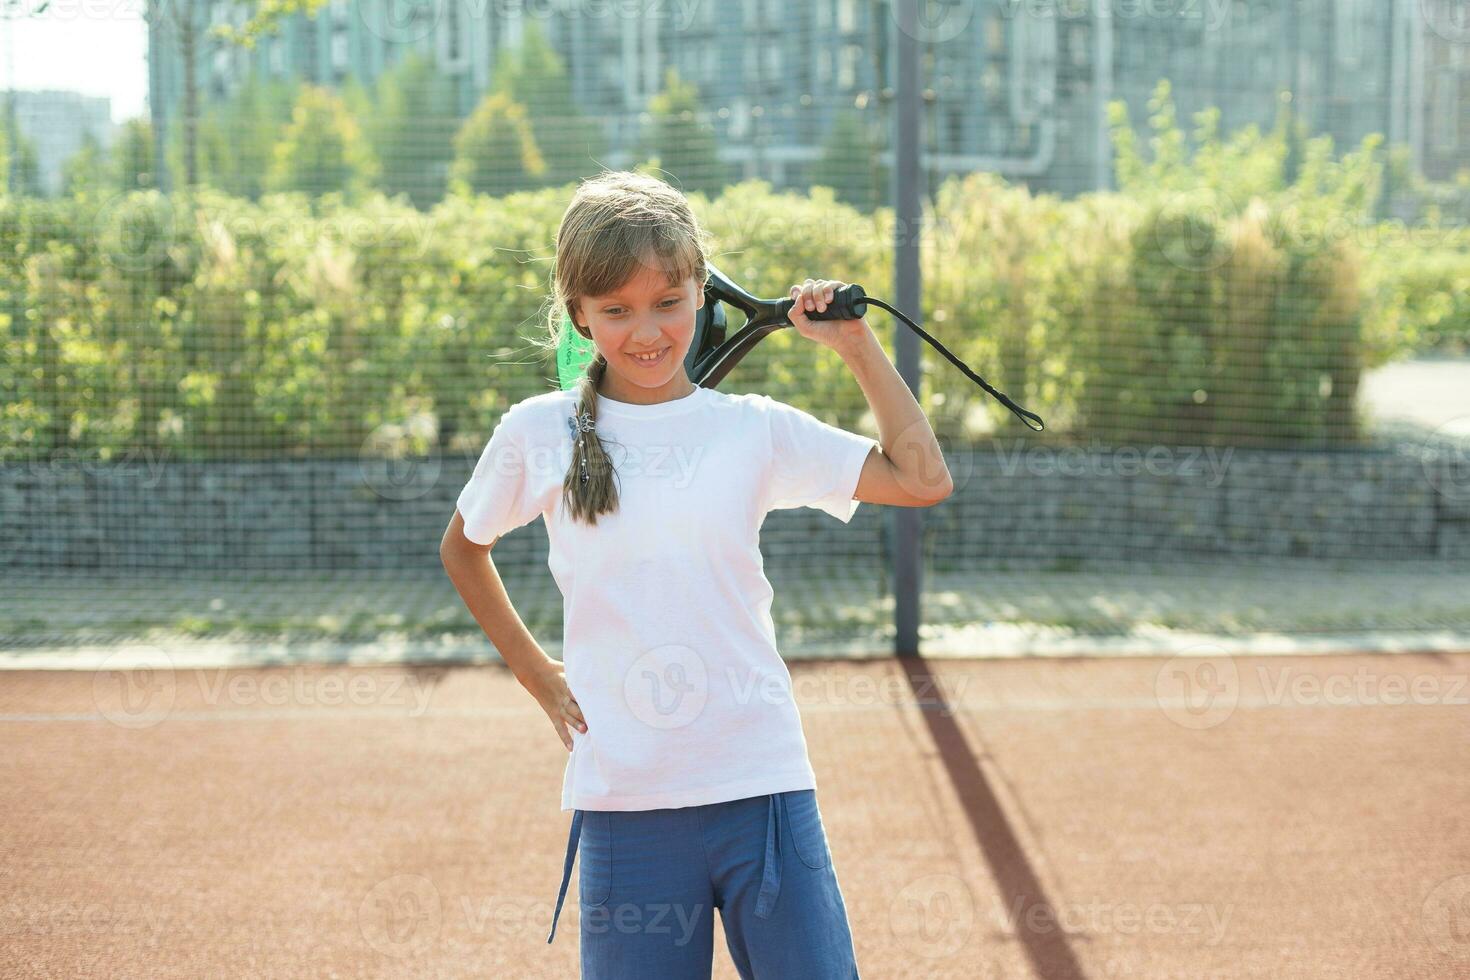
top-left (0, 177), bottom-right (1445, 461)
top-left (1361, 226), bottom-right (1470, 362)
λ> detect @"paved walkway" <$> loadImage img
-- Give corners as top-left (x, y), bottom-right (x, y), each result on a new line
top-left (1360, 356), bottom-right (1470, 435)
top-left (4, 562), bottom-right (1469, 669)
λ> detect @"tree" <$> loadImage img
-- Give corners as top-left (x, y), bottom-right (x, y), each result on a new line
top-left (489, 20), bottom-right (605, 189)
top-left (212, 6), bottom-right (602, 201)
top-left (448, 91), bottom-right (546, 198)
top-left (208, 0), bottom-right (330, 46)
top-left (201, 0), bottom-right (334, 194)
top-left (1107, 78), bottom-right (1381, 224)
top-left (147, 0), bottom-right (203, 189)
top-left (11, 133), bottom-right (41, 196)
top-left (367, 50), bottom-right (459, 208)
top-left (197, 76), bottom-right (299, 199)
top-left (635, 68), bottom-right (728, 197)
top-left (113, 118), bottom-right (157, 191)
top-left (0, 102), bottom-right (43, 197)
top-left (61, 131), bottom-right (111, 198)
top-left (810, 107), bottom-right (886, 211)
top-left (0, 106), bottom-right (14, 195)
top-left (265, 85), bottom-right (379, 199)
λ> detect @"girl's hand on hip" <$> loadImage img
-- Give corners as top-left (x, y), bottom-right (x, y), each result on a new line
top-left (521, 659), bottom-right (587, 752)
top-left (788, 279), bottom-right (872, 354)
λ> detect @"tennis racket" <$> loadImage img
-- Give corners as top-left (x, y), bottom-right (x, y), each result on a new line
top-left (556, 261), bottom-right (1044, 431)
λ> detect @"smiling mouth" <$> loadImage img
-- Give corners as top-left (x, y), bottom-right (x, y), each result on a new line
top-left (627, 347), bottom-right (670, 366)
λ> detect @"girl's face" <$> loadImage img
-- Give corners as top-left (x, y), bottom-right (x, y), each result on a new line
top-left (576, 255), bottom-right (704, 405)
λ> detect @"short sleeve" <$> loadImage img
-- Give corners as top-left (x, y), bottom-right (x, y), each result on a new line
top-left (456, 403), bottom-right (544, 545)
top-left (762, 395), bottom-right (878, 523)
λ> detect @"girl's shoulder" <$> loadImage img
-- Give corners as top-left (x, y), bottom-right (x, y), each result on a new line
top-left (502, 388), bottom-right (579, 425)
top-left (702, 388), bottom-right (772, 413)
top-left (483, 389), bottom-right (578, 448)
top-left (719, 390), bottom-right (801, 420)
top-left (688, 389), bottom-right (787, 428)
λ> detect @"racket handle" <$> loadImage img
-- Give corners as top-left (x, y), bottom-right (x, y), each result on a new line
top-left (779, 282), bottom-right (868, 323)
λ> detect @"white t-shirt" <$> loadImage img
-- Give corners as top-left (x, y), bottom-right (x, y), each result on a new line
top-left (455, 384), bottom-right (878, 811)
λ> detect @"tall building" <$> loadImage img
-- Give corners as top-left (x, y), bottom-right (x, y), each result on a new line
top-left (147, 0), bottom-right (1466, 197)
top-left (5, 90), bottom-right (114, 196)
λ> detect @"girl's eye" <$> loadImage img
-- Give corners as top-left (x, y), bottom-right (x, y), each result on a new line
top-left (603, 299), bottom-right (679, 316)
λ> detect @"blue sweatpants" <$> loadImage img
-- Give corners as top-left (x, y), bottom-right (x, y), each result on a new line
top-left (547, 789), bottom-right (861, 978)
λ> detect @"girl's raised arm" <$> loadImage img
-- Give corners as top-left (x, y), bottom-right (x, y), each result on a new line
top-left (788, 278), bottom-right (954, 507)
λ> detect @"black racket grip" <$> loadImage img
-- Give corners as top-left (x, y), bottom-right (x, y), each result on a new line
top-left (779, 283), bottom-right (868, 323)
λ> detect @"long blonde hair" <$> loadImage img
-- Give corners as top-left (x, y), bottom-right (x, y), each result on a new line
top-left (543, 170), bottom-right (712, 525)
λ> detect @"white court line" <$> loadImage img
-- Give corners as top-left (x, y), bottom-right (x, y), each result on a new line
top-left (6, 630), bottom-right (1470, 670)
top-left (2, 693), bottom-right (1466, 723)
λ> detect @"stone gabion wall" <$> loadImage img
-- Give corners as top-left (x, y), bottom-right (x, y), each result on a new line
top-left (3, 447), bottom-right (1468, 571)
top-left (926, 448), bottom-right (1470, 566)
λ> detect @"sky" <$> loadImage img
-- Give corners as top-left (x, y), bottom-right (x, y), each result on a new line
top-left (2, 9), bottom-right (150, 124)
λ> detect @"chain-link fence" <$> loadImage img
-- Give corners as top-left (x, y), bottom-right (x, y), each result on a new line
top-left (3, 0), bottom-right (1469, 659)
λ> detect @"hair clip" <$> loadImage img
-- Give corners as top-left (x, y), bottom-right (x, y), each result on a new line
top-left (568, 411), bottom-right (595, 485)
top-left (567, 411), bottom-right (596, 436)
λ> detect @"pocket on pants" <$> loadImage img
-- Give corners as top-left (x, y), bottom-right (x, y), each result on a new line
top-left (578, 810), bottom-right (612, 908)
top-left (785, 790), bottom-right (831, 870)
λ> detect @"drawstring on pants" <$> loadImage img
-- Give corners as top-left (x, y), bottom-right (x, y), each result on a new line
top-left (547, 809), bottom-right (583, 944)
top-left (754, 793), bottom-right (783, 918)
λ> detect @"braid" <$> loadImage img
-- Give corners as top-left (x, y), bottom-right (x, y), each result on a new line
top-left (562, 347), bottom-right (619, 525)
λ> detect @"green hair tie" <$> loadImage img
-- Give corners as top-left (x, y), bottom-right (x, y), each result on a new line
top-left (556, 313), bottom-right (597, 391)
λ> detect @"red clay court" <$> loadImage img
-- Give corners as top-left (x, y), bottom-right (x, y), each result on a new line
top-left (4, 651), bottom-right (1468, 978)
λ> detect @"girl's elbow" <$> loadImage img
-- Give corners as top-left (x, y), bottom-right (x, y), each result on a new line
top-left (440, 526), bottom-right (496, 566)
top-left (924, 476), bottom-right (955, 504)
top-left (920, 460), bottom-right (955, 503)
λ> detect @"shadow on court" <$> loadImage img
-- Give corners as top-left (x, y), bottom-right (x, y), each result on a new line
top-left (3, 652), bottom-right (1468, 978)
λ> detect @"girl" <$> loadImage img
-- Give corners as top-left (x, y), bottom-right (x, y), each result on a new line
top-left (441, 171), bottom-right (954, 978)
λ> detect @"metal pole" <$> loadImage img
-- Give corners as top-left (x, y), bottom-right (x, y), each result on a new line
top-left (1094, 0), bottom-right (1114, 191)
top-left (3, 1), bottom-right (14, 194)
top-left (147, 0), bottom-right (172, 192)
top-left (1406, 0), bottom-right (1424, 174)
top-left (892, 0), bottom-right (922, 657)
